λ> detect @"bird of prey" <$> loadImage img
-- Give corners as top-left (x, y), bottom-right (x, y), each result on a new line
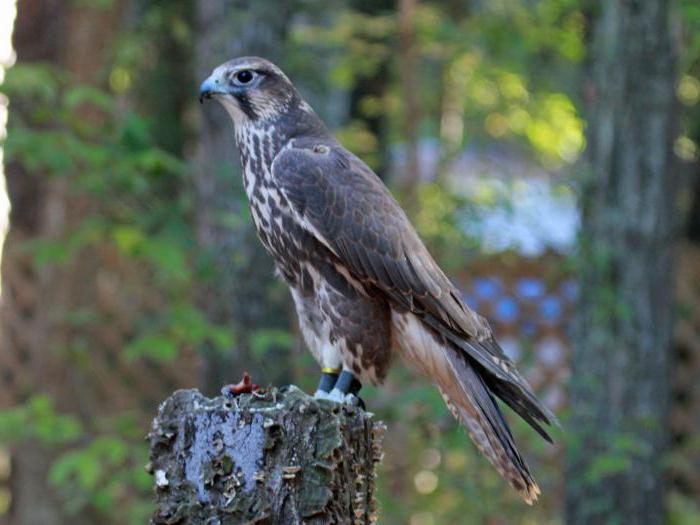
top-left (200, 57), bottom-right (556, 503)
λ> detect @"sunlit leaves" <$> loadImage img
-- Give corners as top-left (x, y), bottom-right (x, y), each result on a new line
top-left (414, 469), bottom-right (439, 494)
top-left (292, 10), bottom-right (393, 89)
top-left (674, 135), bottom-right (699, 162)
top-left (124, 333), bottom-right (177, 362)
top-left (679, 0), bottom-right (700, 71)
top-left (678, 75), bottom-right (700, 106)
top-left (413, 183), bottom-right (480, 271)
top-left (334, 120), bottom-right (380, 169)
top-left (457, 60), bottom-right (585, 166)
top-left (524, 93), bottom-right (584, 165)
top-left (108, 65), bottom-right (131, 93)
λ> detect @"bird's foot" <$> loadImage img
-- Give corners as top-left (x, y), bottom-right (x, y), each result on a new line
top-left (326, 388), bottom-right (364, 408)
top-left (313, 389), bottom-right (334, 401)
top-left (321, 370), bottom-right (365, 409)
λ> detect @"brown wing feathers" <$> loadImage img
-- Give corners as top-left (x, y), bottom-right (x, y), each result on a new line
top-left (274, 140), bottom-right (555, 502)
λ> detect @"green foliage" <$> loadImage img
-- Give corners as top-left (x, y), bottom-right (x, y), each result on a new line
top-left (678, 0), bottom-right (700, 162)
top-left (293, 0), bottom-right (585, 175)
top-left (367, 367), bottom-right (564, 525)
top-left (2, 61), bottom-right (234, 365)
top-left (0, 396), bottom-right (82, 446)
top-left (0, 56), bottom-right (231, 523)
top-left (0, 398), bottom-right (152, 523)
top-left (669, 492), bottom-right (700, 525)
top-left (49, 435), bottom-right (150, 518)
top-left (413, 182), bottom-right (481, 270)
top-left (124, 303), bottom-right (234, 362)
top-left (249, 329), bottom-right (295, 360)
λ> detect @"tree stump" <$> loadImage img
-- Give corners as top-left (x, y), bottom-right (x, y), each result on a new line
top-left (147, 386), bottom-right (385, 524)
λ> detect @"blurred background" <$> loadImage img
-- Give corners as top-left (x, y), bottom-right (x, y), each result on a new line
top-left (0, 0), bottom-right (698, 524)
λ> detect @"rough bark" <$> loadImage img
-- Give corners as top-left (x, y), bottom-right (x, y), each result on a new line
top-left (148, 387), bottom-right (385, 525)
top-left (565, 1), bottom-right (678, 523)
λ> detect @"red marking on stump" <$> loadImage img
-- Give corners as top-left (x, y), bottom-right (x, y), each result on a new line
top-left (223, 372), bottom-right (260, 396)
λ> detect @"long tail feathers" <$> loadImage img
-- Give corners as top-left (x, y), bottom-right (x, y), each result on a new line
top-left (392, 311), bottom-right (553, 503)
top-left (440, 346), bottom-right (542, 504)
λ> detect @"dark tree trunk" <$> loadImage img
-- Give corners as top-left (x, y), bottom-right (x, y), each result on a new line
top-left (347, 0), bottom-right (394, 181)
top-left (672, 91), bottom-right (700, 500)
top-left (148, 388), bottom-right (385, 524)
top-left (397, 0), bottom-right (420, 210)
top-left (131, 0), bottom-right (195, 156)
top-left (3, 2), bottom-right (126, 524)
top-left (565, 1), bottom-right (678, 524)
top-left (192, 0), bottom-right (300, 393)
top-left (686, 174), bottom-right (700, 243)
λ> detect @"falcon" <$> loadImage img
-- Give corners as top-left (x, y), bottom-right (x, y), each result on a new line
top-left (199, 57), bottom-right (556, 503)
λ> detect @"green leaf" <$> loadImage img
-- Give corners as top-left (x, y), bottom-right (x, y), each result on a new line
top-left (585, 453), bottom-right (632, 483)
top-left (63, 85), bottom-right (112, 112)
top-left (249, 329), bottom-right (295, 358)
top-left (124, 334), bottom-right (177, 362)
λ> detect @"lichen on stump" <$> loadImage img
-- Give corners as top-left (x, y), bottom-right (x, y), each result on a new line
top-left (147, 386), bottom-right (385, 524)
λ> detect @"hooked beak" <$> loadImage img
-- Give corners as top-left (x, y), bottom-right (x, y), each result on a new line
top-left (199, 75), bottom-right (226, 104)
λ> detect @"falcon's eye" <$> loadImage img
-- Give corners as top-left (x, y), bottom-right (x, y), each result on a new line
top-left (233, 70), bottom-right (255, 86)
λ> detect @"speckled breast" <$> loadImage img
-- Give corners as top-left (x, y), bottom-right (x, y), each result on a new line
top-left (236, 127), bottom-right (312, 285)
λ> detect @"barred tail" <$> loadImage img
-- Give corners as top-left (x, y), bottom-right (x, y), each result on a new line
top-left (440, 346), bottom-right (541, 504)
top-left (392, 311), bottom-right (544, 504)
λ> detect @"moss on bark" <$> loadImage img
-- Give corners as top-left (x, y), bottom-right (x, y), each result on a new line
top-left (147, 387), bottom-right (385, 524)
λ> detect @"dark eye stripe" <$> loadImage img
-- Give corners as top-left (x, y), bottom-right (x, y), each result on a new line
top-left (236, 92), bottom-right (258, 120)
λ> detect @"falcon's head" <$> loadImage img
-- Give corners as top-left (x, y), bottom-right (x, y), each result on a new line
top-left (199, 56), bottom-right (298, 123)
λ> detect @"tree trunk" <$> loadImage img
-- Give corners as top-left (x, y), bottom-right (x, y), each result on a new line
top-left (192, 0), bottom-right (300, 393)
top-left (148, 387), bottom-right (385, 524)
top-left (565, 1), bottom-right (678, 524)
top-left (397, 0), bottom-right (420, 210)
top-left (3, 2), bottom-right (126, 523)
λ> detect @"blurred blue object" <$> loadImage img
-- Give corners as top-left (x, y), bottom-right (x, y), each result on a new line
top-left (520, 319), bottom-right (538, 337)
top-left (540, 295), bottom-right (563, 322)
top-left (537, 338), bottom-right (564, 365)
top-left (495, 296), bottom-right (519, 322)
top-left (473, 277), bottom-right (502, 299)
top-left (516, 277), bottom-right (545, 300)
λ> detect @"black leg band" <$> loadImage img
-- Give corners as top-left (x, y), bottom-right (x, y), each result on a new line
top-left (317, 372), bottom-right (339, 393)
top-left (334, 370), bottom-right (362, 395)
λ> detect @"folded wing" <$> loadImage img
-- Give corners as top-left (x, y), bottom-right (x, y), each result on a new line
top-left (272, 139), bottom-right (556, 499)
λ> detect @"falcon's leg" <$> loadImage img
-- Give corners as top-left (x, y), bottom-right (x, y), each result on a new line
top-left (314, 368), bottom-right (340, 399)
top-left (327, 370), bottom-right (364, 408)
